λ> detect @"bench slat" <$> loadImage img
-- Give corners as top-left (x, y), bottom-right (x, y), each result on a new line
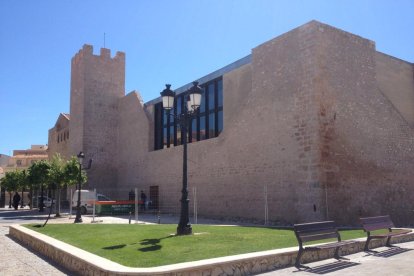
top-left (362, 222), bottom-right (393, 232)
top-left (370, 229), bottom-right (412, 238)
top-left (361, 216), bottom-right (393, 228)
top-left (296, 228), bottom-right (337, 236)
top-left (360, 215), bottom-right (394, 232)
top-left (295, 221), bottom-right (339, 243)
top-left (311, 240), bottom-right (356, 250)
top-left (294, 221), bottom-right (342, 243)
top-left (294, 221), bottom-right (336, 232)
top-left (300, 232), bottom-right (338, 243)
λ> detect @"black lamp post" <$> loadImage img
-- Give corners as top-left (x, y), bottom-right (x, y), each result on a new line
top-left (74, 152), bottom-right (92, 224)
top-left (160, 81), bottom-right (202, 235)
top-left (74, 151), bottom-right (84, 223)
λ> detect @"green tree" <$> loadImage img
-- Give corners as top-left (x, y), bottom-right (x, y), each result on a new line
top-left (48, 153), bottom-right (66, 217)
top-left (17, 170), bottom-right (29, 208)
top-left (64, 156), bottom-right (87, 188)
top-left (28, 160), bottom-right (51, 212)
top-left (1, 171), bottom-right (20, 208)
top-left (64, 156), bottom-right (87, 213)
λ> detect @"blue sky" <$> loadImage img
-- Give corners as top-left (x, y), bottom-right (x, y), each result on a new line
top-left (0, 0), bottom-right (413, 155)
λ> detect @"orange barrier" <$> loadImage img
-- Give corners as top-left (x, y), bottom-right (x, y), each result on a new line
top-left (94, 200), bottom-right (144, 205)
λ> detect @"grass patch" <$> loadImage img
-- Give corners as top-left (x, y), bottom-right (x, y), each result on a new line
top-left (26, 224), bottom-right (365, 267)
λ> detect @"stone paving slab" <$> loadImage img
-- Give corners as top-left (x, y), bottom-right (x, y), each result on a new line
top-left (0, 225), bottom-right (70, 276)
top-left (260, 240), bottom-right (414, 275)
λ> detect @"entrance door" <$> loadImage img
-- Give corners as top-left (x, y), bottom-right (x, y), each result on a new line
top-left (149, 186), bottom-right (159, 210)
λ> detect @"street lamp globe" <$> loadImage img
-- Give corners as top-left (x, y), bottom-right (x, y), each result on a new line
top-left (187, 81), bottom-right (202, 111)
top-left (77, 151), bottom-right (85, 163)
top-left (160, 84), bottom-right (175, 110)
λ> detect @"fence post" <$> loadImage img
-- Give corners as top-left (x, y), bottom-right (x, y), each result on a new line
top-left (135, 188), bottom-right (138, 223)
top-left (193, 187), bottom-right (198, 224)
top-left (69, 188), bottom-right (73, 219)
top-left (264, 184), bottom-right (268, 225)
top-left (92, 188), bottom-right (96, 223)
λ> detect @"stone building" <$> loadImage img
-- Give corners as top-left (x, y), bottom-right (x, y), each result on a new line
top-left (3, 145), bottom-right (48, 174)
top-left (49, 21), bottom-right (414, 226)
top-left (47, 113), bottom-right (70, 160)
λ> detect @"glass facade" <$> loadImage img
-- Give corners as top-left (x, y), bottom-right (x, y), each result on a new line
top-left (154, 77), bottom-right (223, 150)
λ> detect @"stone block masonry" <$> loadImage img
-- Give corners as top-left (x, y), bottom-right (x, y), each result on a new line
top-left (69, 44), bottom-right (125, 196)
top-left (50, 20), bottom-right (414, 226)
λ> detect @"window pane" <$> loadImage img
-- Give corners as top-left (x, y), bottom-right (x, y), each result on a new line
top-left (218, 110), bottom-right (223, 134)
top-left (170, 126), bottom-right (174, 146)
top-left (200, 115), bottom-right (206, 140)
top-left (170, 113), bottom-right (174, 123)
top-left (176, 96), bottom-right (182, 116)
top-left (154, 103), bottom-right (163, 150)
top-left (200, 88), bottom-right (206, 113)
top-left (208, 83), bottom-right (215, 110)
top-left (163, 109), bottom-right (167, 126)
top-left (191, 118), bottom-right (197, 143)
top-left (209, 113), bottom-right (215, 138)
top-left (217, 79), bottom-right (223, 107)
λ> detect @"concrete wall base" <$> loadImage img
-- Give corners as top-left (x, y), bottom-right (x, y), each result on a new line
top-left (9, 225), bottom-right (414, 276)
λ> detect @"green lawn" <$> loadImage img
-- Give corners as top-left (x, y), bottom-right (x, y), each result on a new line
top-left (26, 224), bottom-right (365, 267)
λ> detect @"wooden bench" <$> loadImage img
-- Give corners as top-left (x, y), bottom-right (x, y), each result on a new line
top-left (360, 215), bottom-right (412, 251)
top-left (293, 221), bottom-right (356, 268)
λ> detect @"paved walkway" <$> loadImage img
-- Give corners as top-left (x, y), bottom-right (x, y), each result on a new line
top-left (0, 225), bottom-right (71, 275)
top-left (261, 241), bottom-right (414, 275)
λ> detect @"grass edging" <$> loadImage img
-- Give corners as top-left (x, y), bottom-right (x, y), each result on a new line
top-left (9, 224), bottom-right (414, 276)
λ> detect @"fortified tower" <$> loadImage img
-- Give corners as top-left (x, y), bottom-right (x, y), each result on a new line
top-left (69, 44), bottom-right (125, 194)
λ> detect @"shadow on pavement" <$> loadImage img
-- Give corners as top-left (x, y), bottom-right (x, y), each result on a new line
top-left (366, 247), bottom-right (412, 258)
top-left (300, 260), bottom-right (360, 274)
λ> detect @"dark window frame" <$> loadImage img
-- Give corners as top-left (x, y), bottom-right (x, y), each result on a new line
top-left (154, 76), bottom-right (223, 150)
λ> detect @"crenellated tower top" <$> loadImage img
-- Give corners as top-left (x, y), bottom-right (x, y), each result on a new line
top-left (72, 44), bottom-right (125, 64)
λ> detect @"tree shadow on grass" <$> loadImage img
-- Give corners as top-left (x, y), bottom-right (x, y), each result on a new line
top-left (102, 244), bottom-right (126, 250)
top-left (138, 235), bottom-right (174, 252)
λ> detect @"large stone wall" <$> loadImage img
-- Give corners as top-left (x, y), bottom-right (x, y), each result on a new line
top-left (116, 91), bottom-right (151, 198)
top-left (311, 23), bottom-right (414, 226)
top-left (116, 22), bottom-right (334, 224)
top-left (116, 21), bottom-right (414, 226)
top-left (64, 21), bottom-right (413, 226)
top-left (375, 52), bottom-right (414, 127)
top-left (70, 45), bottom-right (125, 195)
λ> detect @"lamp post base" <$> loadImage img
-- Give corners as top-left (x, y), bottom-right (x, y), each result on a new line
top-left (177, 224), bottom-right (192, 235)
top-left (74, 209), bottom-right (83, 223)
